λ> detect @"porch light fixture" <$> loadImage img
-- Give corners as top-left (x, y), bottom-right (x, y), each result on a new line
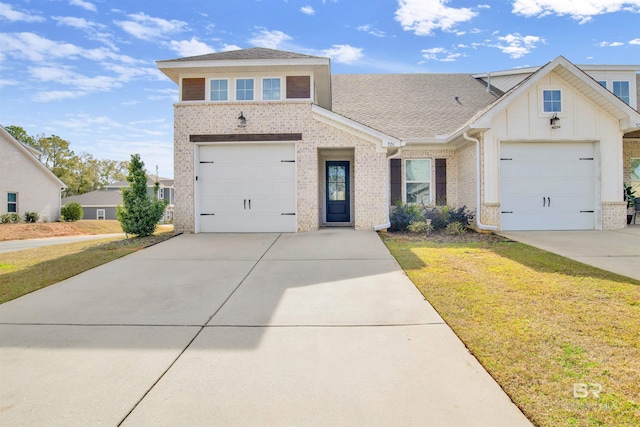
top-left (550, 112), bottom-right (560, 129)
top-left (237, 112), bottom-right (247, 128)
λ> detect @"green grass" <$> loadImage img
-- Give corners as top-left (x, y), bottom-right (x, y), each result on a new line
top-left (0, 232), bottom-right (175, 303)
top-left (382, 233), bottom-right (640, 427)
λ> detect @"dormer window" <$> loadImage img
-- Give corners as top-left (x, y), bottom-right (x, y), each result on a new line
top-left (236, 79), bottom-right (254, 101)
top-left (543, 89), bottom-right (561, 113)
top-left (263, 78), bottom-right (281, 100)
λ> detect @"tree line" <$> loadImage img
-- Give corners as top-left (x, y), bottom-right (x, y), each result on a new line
top-left (5, 125), bottom-right (129, 197)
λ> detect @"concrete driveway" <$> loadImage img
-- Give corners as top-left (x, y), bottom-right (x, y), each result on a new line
top-left (499, 226), bottom-right (640, 281)
top-left (0, 229), bottom-right (531, 426)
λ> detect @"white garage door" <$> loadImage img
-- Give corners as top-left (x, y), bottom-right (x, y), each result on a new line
top-left (197, 143), bottom-right (296, 232)
top-left (500, 142), bottom-right (595, 231)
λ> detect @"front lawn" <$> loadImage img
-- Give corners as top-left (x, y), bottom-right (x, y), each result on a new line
top-left (382, 232), bottom-right (640, 427)
top-left (0, 231), bottom-right (175, 303)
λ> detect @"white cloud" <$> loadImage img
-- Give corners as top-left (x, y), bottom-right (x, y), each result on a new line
top-left (222, 44), bottom-right (242, 51)
top-left (0, 2), bottom-right (45, 22)
top-left (492, 33), bottom-right (543, 58)
top-left (167, 38), bottom-right (215, 57)
top-left (322, 44), bottom-right (363, 64)
top-left (34, 90), bottom-right (85, 102)
top-left (0, 78), bottom-right (18, 87)
top-left (395, 0), bottom-right (477, 35)
top-left (300, 6), bottom-right (315, 15)
top-left (248, 28), bottom-right (292, 49)
top-left (69, 0), bottom-right (97, 12)
top-left (478, 4), bottom-right (491, 8)
top-left (421, 47), bottom-right (463, 62)
top-left (597, 41), bottom-right (625, 47)
top-left (0, 32), bottom-right (138, 64)
top-left (357, 25), bottom-right (386, 38)
top-left (52, 16), bottom-right (117, 49)
top-left (512, 0), bottom-right (640, 24)
top-left (115, 13), bottom-right (188, 41)
top-left (630, 38), bottom-right (640, 44)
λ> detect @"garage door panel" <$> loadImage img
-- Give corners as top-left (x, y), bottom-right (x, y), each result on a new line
top-left (197, 143), bottom-right (296, 233)
top-left (500, 142), bottom-right (595, 231)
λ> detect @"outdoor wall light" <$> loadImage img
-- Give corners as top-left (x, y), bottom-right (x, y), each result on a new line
top-left (550, 112), bottom-right (561, 129)
top-left (238, 112), bottom-right (247, 128)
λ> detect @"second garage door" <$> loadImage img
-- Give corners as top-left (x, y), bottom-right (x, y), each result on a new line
top-left (500, 142), bottom-right (595, 231)
top-left (197, 143), bottom-right (296, 232)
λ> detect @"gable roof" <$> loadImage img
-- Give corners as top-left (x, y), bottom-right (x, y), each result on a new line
top-left (0, 126), bottom-right (66, 189)
top-left (462, 56), bottom-right (640, 135)
top-left (106, 176), bottom-right (173, 188)
top-left (331, 74), bottom-right (499, 140)
top-left (63, 190), bottom-right (122, 207)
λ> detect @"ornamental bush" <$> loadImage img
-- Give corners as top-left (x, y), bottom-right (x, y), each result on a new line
top-left (24, 211), bottom-right (39, 223)
top-left (61, 202), bottom-right (83, 221)
top-left (1, 213), bottom-right (21, 224)
top-left (116, 154), bottom-right (167, 237)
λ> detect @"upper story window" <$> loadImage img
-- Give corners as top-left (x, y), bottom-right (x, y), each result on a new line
top-left (263, 78), bottom-right (281, 100)
top-left (613, 81), bottom-right (630, 104)
top-left (598, 81), bottom-right (607, 88)
top-left (542, 89), bottom-right (562, 113)
top-left (158, 188), bottom-right (165, 199)
top-left (405, 159), bottom-right (431, 204)
top-left (236, 79), bottom-right (254, 101)
top-left (210, 79), bottom-right (228, 101)
top-left (7, 192), bottom-right (17, 213)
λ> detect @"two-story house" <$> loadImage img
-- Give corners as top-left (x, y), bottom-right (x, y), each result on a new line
top-left (157, 48), bottom-right (640, 233)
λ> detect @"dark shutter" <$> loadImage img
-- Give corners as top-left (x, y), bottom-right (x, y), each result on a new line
top-left (435, 159), bottom-right (447, 206)
top-left (390, 159), bottom-right (402, 206)
top-left (286, 76), bottom-right (311, 99)
top-left (182, 78), bottom-right (205, 101)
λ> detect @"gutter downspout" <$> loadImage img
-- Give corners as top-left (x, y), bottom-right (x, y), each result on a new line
top-left (373, 148), bottom-right (403, 231)
top-left (462, 132), bottom-right (497, 231)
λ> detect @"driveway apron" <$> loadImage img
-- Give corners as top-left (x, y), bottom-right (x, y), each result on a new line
top-left (0, 229), bottom-right (531, 426)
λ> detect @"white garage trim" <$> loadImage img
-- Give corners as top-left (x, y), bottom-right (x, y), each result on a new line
top-left (500, 141), bottom-right (599, 231)
top-left (195, 142), bottom-right (297, 233)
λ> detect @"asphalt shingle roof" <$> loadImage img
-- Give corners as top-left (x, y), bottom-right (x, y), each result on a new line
top-left (159, 47), bottom-right (324, 63)
top-left (331, 74), bottom-right (500, 139)
top-left (63, 190), bottom-right (122, 206)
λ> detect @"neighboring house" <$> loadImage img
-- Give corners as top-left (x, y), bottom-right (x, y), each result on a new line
top-left (0, 125), bottom-right (66, 222)
top-left (156, 48), bottom-right (640, 233)
top-left (61, 190), bottom-right (122, 220)
top-left (62, 176), bottom-right (174, 221)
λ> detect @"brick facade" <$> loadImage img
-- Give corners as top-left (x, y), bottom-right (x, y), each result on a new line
top-left (173, 101), bottom-right (387, 233)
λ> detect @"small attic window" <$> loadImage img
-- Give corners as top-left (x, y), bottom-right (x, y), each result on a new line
top-left (286, 76), bottom-right (311, 99)
top-left (182, 78), bottom-right (205, 101)
top-left (542, 89), bottom-right (561, 113)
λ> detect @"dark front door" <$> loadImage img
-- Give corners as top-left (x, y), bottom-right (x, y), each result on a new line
top-left (326, 161), bottom-right (350, 223)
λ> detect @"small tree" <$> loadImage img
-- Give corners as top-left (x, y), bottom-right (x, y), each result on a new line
top-left (117, 154), bottom-right (166, 237)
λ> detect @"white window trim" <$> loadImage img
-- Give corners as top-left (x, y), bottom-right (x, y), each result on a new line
top-left (97, 209), bottom-right (106, 220)
top-left (208, 78), bottom-right (230, 102)
top-left (404, 159), bottom-right (432, 205)
top-left (612, 80), bottom-right (630, 104)
top-left (262, 77), bottom-right (282, 101)
top-left (540, 88), bottom-right (563, 114)
top-left (235, 77), bottom-right (255, 101)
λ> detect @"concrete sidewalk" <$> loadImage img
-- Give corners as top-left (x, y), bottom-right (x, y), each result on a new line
top-left (0, 230), bottom-right (531, 426)
top-left (499, 226), bottom-right (640, 281)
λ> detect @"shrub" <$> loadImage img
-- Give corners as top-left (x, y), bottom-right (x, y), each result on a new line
top-left (423, 205), bottom-right (449, 230)
top-left (390, 201), bottom-right (425, 231)
top-left (61, 202), bottom-right (83, 222)
top-left (447, 205), bottom-right (475, 226)
top-left (1, 213), bottom-right (21, 224)
top-left (117, 154), bottom-right (167, 237)
top-left (24, 211), bottom-right (39, 223)
top-left (407, 219), bottom-right (433, 234)
top-left (445, 221), bottom-right (467, 235)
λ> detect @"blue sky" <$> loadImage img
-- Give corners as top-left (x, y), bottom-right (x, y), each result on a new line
top-left (1, 0), bottom-right (639, 178)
